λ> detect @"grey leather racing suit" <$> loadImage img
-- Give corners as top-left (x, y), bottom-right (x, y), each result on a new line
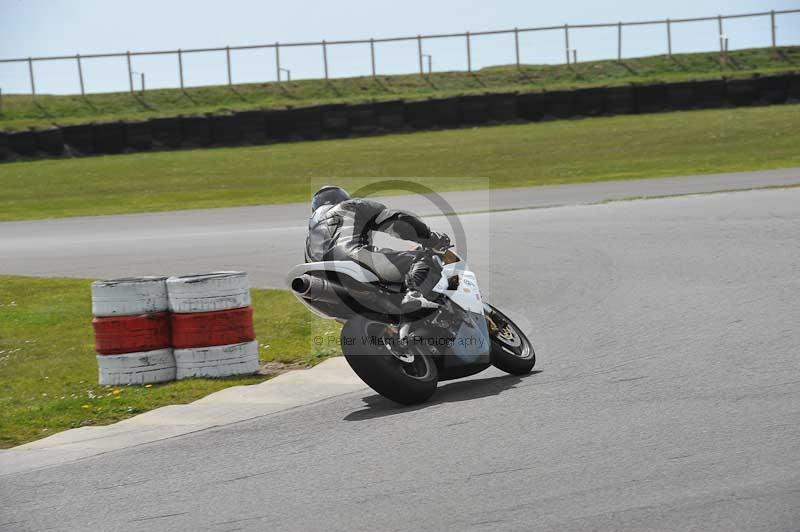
top-left (305, 198), bottom-right (442, 295)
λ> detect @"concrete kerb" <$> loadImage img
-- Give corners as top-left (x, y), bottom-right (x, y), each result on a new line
top-left (0, 357), bottom-right (366, 476)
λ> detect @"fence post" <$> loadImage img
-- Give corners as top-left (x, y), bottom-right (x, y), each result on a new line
top-left (178, 49), bottom-right (185, 90)
top-left (666, 18), bottom-right (672, 56)
top-left (417, 35), bottom-right (423, 76)
top-left (514, 27), bottom-right (520, 69)
top-left (617, 22), bottom-right (623, 61)
top-left (76, 54), bottom-right (85, 96)
top-left (126, 51), bottom-right (134, 93)
top-left (770, 10), bottom-right (776, 48)
top-left (141, 73), bottom-right (146, 94)
top-left (322, 40), bottom-right (329, 80)
top-left (564, 24), bottom-right (570, 65)
top-left (226, 46), bottom-right (232, 86)
top-left (370, 38), bottom-right (376, 77)
top-left (0, 87), bottom-right (3, 113)
top-left (28, 58), bottom-right (36, 97)
top-left (275, 42), bottom-right (281, 82)
top-left (573, 49), bottom-right (577, 64)
top-left (717, 15), bottom-right (724, 54)
top-left (466, 31), bottom-right (472, 72)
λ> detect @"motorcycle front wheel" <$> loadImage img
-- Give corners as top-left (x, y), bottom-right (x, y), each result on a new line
top-left (485, 303), bottom-right (536, 375)
top-left (341, 316), bottom-right (438, 405)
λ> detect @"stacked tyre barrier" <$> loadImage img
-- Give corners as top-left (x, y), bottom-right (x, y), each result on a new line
top-left (91, 277), bottom-right (176, 386)
top-left (167, 272), bottom-right (259, 379)
top-left (90, 272), bottom-right (259, 385)
top-left (3, 72), bottom-right (799, 162)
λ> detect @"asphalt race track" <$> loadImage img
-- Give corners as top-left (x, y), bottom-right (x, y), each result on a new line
top-left (1, 172), bottom-right (799, 531)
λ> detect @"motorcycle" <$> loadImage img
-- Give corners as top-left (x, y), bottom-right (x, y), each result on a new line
top-left (287, 245), bottom-right (534, 405)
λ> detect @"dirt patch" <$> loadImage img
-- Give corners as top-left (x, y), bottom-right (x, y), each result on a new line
top-left (259, 361), bottom-right (308, 377)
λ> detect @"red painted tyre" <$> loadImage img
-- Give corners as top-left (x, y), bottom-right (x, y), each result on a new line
top-left (93, 312), bottom-right (171, 355)
top-left (170, 306), bottom-right (255, 349)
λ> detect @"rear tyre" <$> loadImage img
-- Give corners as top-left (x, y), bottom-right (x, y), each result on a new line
top-left (341, 316), bottom-right (438, 405)
top-left (486, 304), bottom-right (535, 375)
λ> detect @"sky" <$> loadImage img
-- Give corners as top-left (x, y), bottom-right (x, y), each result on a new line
top-left (1, 0), bottom-right (799, 95)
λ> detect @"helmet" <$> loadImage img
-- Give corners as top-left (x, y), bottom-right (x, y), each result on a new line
top-left (311, 186), bottom-right (350, 211)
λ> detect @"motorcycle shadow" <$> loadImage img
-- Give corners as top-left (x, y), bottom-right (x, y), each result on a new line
top-left (343, 370), bottom-right (542, 422)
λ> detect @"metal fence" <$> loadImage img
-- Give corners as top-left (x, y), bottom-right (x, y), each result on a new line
top-left (2, 8), bottom-right (798, 97)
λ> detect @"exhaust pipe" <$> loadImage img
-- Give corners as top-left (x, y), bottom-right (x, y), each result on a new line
top-left (291, 274), bottom-right (348, 304)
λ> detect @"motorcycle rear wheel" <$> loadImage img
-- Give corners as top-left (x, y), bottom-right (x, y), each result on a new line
top-left (341, 316), bottom-right (438, 405)
top-left (486, 303), bottom-right (536, 375)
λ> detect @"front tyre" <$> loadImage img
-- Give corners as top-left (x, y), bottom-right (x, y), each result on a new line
top-left (341, 316), bottom-right (438, 405)
top-left (485, 303), bottom-right (535, 375)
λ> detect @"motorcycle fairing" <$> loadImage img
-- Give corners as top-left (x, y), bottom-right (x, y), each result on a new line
top-left (433, 265), bottom-right (485, 315)
top-left (451, 310), bottom-right (491, 363)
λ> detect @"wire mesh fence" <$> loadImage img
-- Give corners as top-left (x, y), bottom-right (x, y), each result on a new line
top-left (1, 8), bottom-right (798, 97)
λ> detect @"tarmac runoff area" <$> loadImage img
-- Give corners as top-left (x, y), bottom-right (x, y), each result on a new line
top-left (0, 168), bottom-right (798, 475)
top-left (0, 169), bottom-right (798, 531)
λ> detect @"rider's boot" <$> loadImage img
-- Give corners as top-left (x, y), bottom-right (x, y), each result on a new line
top-left (401, 289), bottom-right (439, 311)
top-left (401, 258), bottom-right (440, 311)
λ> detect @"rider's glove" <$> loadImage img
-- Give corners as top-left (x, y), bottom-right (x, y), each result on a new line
top-left (425, 231), bottom-right (451, 250)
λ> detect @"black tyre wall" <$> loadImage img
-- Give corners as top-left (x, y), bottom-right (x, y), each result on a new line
top-left (151, 117), bottom-right (183, 148)
top-left (516, 92), bottom-right (546, 121)
top-left (789, 76), bottom-right (800, 101)
top-left (181, 116), bottom-right (212, 147)
top-left (3, 73), bottom-right (800, 164)
top-left (487, 93), bottom-right (518, 122)
top-left (94, 122), bottom-right (126, 154)
top-left (635, 83), bottom-right (667, 113)
top-left (375, 100), bottom-right (406, 131)
top-left (574, 87), bottom-right (606, 116)
top-left (35, 128), bottom-right (64, 156)
top-left (265, 109), bottom-right (295, 141)
top-left (236, 110), bottom-right (268, 144)
top-left (433, 97), bottom-right (461, 127)
top-left (459, 95), bottom-right (490, 125)
top-left (293, 107), bottom-right (324, 140)
top-left (758, 74), bottom-right (790, 104)
top-left (665, 82), bottom-right (695, 110)
top-left (404, 99), bottom-right (437, 130)
top-left (347, 103), bottom-right (379, 135)
top-left (0, 132), bottom-right (9, 161)
top-left (543, 90), bottom-right (576, 119)
top-left (125, 121), bottom-right (153, 151)
top-left (605, 85), bottom-right (636, 115)
top-left (61, 124), bottom-right (95, 154)
top-left (725, 77), bottom-right (759, 106)
top-left (321, 104), bottom-right (350, 137)
top-left (693, 79), bottom-right (726, 108)
top-left (210, 114), bottom-right (241, 145)
top-left (8, 130), bottom-right (37, 156)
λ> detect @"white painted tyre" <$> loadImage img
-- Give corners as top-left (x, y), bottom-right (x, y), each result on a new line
top-left (97, 348), bottom-right (176, 386)
top-left (167, 271), bottom-right (251, 313)
top-left (91, 277), bottom-right (169, 317)
top-left (174, 340), bottom-right (260, 379)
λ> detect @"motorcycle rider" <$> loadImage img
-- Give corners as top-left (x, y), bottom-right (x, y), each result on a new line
top-left (305, 185), bottom-right (450, 310)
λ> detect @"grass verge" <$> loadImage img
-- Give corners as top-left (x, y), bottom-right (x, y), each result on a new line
top-left (1, 46), bottom-right (798, 131)
top-left (1, 103), bottom-right (799, 221)
top-left (0, 275), bottom-right (340, 448)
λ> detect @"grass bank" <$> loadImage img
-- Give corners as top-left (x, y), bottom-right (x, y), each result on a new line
top-left (1, 104), bottom-right (799, 221)
top-left (1, 46), bottom-right (798, 131)
top-left (0, 276), bottom-right (339, 448)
